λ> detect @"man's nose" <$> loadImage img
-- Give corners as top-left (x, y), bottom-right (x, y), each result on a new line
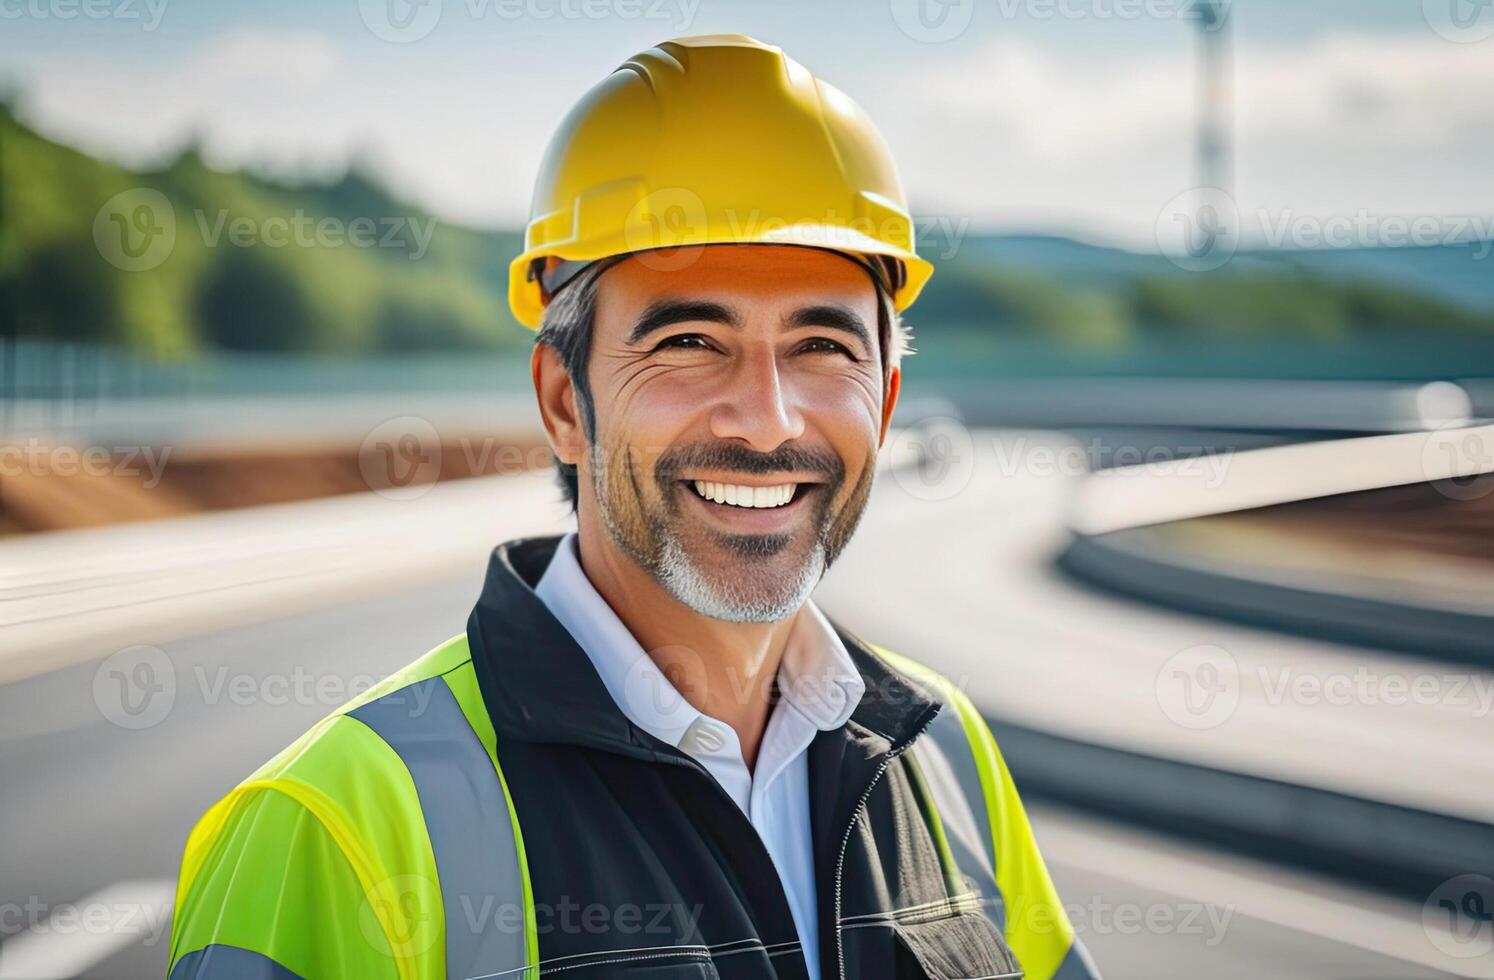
top-left (708, 344), bottom-right (806, 452)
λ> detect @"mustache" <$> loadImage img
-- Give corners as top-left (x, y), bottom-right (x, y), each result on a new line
top-left (652, 441), bottom-right (845, 484)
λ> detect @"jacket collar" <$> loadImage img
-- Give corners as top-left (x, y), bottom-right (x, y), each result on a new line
top-left (465, 534), bottom-right (941, 760)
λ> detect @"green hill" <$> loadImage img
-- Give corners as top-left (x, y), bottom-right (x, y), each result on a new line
top-left (0, 102), bottom-right (527, 359)
top-left (3, 101), bottom-right (1492, 376)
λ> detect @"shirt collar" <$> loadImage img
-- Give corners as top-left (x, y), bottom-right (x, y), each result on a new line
top-left (466, 534), bottom-right (940, 758)
top-left (778, 600), bottom-right (865, 732)
top-left (534, 532), bottom-right (864, 749)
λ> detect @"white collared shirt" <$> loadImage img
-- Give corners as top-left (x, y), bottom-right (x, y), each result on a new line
top-left (534, 532), bottom-right (864, 980)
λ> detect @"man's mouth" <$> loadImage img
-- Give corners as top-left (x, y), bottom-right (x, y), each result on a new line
top-left (676, 478), bottom-right (830, 531)
top-left (688, 480), bottom-right (801, 509)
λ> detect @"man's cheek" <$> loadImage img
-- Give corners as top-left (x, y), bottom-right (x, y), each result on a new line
top-left (634, 433), bottom-right (676, 476)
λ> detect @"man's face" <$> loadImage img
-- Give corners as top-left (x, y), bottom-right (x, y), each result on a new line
top-left (580, 245), bottom-right (898, 623)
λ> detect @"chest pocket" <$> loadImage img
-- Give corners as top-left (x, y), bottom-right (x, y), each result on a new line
top-left (846, 710), bottom-right (1025, 980)
top-left (840, 895), bottom-right (1022, 980)
top-left (892, 911), bottom-right (1023, 980)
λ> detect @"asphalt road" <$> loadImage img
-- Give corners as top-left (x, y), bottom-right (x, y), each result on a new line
top-left (0, 576), bottom-right (1472, 979)
top-left (3, 431), bottom-right (1489, 978)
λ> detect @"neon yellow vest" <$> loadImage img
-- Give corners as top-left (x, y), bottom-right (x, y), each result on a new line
top-left (168, 638), bottom-right (1087, 979)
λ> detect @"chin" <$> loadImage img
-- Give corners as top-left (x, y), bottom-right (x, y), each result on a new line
top-left (657, 535), bottom-right (825, 623)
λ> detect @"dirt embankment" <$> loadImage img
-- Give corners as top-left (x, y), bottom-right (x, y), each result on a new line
top-left (0, 432), bottom-right (551, 535)
top-left (1139, 474), bottom-right (1494, 608)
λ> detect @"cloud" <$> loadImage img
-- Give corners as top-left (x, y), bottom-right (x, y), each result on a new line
top-left (12, 25), bottom-right (1494, 245)
top-left (184, 29), bottom-right (344, 86)
top-left (20, 30), bottom-right (351, 172)
top-left (876, 32), bottom-right (1494, 246)
top-left (13, 28), bottom-right (555, 226)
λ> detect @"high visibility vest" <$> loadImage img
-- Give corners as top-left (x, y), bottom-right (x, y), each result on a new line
top-left (167, 636), bottom-right (1092, 979)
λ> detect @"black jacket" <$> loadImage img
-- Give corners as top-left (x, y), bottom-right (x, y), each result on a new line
top-left (465, 535), bottom-right (1089, 979)
top-left (168, 534), bottom-right (1095, 980)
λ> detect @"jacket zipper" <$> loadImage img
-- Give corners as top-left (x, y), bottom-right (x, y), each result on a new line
top-left (830, 709), bottom-right (940, 980)
top-left (632, 712), bottom-right (945, 980)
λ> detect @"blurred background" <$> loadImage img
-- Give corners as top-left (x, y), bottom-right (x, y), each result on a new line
top-left (2, 0), bottom-right (1493, 977)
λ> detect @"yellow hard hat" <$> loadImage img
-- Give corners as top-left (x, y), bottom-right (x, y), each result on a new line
top-left (508, 33), bottom-right (935, 329)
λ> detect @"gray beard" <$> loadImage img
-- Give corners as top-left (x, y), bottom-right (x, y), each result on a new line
top-left (656, 533), bottom-right (826, 623)
top-left (591, 441), bottom-right (829, 623)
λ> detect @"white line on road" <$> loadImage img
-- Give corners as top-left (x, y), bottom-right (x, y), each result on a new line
top-left (0, 879), bottom-right (175, 980)
top-left (1071, 421), bottom-right (1494, 535)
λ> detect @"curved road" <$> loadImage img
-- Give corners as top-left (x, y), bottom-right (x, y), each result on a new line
top-left (2, 433), bottom-right (1486, 978)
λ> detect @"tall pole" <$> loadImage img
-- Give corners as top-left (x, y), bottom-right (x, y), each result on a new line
top-left (1193, 0), bottom-right (1234, 258)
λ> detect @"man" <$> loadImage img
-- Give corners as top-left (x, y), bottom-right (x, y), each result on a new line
top-left (168, 34), bottom-right (1098, 980)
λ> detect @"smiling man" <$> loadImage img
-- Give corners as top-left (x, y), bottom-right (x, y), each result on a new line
top-left (168, 34), bottom-right (1098, 980)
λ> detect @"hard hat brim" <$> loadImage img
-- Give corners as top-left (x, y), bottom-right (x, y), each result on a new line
top-left (509, 234), bottom-right (933, 330)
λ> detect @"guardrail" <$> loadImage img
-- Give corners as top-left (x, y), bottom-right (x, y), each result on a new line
top-left (1040, 422), bottom-right (1494, 896)
top-left (988, 715), bottom-right (1494, 898)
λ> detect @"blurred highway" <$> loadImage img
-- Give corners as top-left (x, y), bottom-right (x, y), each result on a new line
top-left (1, 581), bottom-right (1475, 979)
top-left (3, 431), bottom-right (1490, 978)
top-left (11, 3), bottom-right (1494, 976)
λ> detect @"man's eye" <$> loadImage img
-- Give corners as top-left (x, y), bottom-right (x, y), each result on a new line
top-left (655, 334), bottom-right (711, 351)
top-left (799, 337), bottom-right (854, 358)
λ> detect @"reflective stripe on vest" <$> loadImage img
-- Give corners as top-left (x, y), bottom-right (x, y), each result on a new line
top-left (912, 704), bottom-right (1007, 931)
top-left (911, 695), bottom-right (1102, 980)
top-left (350, 676), bottom-right (533, 980)
top-left (169, 943), bottom-right (303, 979)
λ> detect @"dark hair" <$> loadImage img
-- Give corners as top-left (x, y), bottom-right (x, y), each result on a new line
top-left (534, 259), bottom-right (913, 511)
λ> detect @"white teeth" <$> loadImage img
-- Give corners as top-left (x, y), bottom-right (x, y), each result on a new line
top-left (691, 480), bottom-right (797, 508)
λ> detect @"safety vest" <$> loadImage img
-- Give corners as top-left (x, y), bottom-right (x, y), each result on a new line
top-left (168, 543), bottom-right (1096, 980)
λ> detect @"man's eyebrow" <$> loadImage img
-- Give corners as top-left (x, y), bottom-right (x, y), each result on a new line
top-left (627, 300), bottom-right (742, 345)
top-left (786, 304), bottom-right (872, 350)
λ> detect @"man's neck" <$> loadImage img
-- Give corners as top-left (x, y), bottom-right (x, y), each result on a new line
top-left (573, 523), bottom-right (798, 772)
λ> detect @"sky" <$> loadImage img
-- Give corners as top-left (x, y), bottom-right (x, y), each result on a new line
top-left (3, 0), bottom-right (1493, 251)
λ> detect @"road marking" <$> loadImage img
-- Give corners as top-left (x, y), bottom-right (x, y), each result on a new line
top-left (1071, 421), bottom-right (1494, 535)
top-left (0, 879), bottom-right (175, 979)
top-left (0, 471), bottom-right (571, 684)
top-left (1032, 805), bottom-right (1494, 979)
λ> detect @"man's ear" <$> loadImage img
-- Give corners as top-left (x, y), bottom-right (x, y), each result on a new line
top-left (878, 365), bottom-right (902, 448)
top-left (532, 342), bottom-right (584, 466)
